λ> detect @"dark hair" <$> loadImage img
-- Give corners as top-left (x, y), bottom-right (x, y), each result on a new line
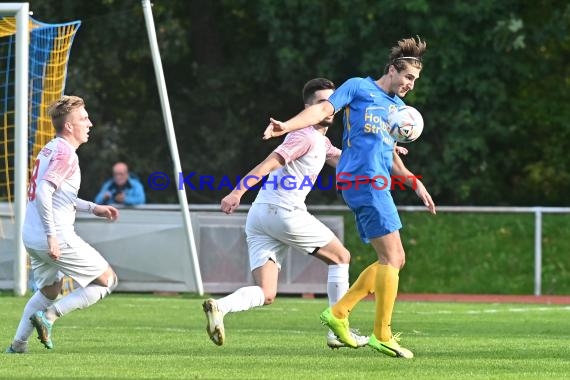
top-left (47, 95), bottom-right (85, 133)
top-left (383, 36), bottom-right (427, 74)
top-left (302, 78), bottom-right (336, 104)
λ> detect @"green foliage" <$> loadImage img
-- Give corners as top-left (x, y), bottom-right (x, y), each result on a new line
top-left (343, 210), bottom-right (570, 295)
top-left (22, 0), bottom-right (570, 205)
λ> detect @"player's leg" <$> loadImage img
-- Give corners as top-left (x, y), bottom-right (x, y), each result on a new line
top-left (341, 185), bottom-right (412, 358)
top-left (368, 231), bottom-right (413, 359)
top-left (312, 237), bottom-right (350, 307)
top-left (324, 209), bottom-right (379, 322)
top-left (275, 208), bottom-right (350, 309)
top-left (29, 241), bottom-right (116, 349)
top-left (331, 262), bottom-right (379, 319)
top-left (203, 260), bottom-right (278, 346)
top-left (7, 249), bottom-right (65, 351)
top-left (203, 203), bottom-right (282, 346)
top-left (43, 265), bottom-right (117, 322)
top-left (215, 259), bottom-right (278, 314)
top-left (275, 208), bottom-right (363, 349)
top-left (7, 256), bottom-right (63, 353)
top-left (312, 237), bottom-right (367, 348)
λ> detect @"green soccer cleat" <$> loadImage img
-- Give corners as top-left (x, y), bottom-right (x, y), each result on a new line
top-left (367, 333), bottom-right (413, 359)
top-left (202, 299), bottom-right (225, 346)
top-left (29, 311), bottom-right (54, 349)
top-left (319, 307), bottom-right (357, 348)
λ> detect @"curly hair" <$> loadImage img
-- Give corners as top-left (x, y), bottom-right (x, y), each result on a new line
top-left (384, 36), bottom-right (427, 74)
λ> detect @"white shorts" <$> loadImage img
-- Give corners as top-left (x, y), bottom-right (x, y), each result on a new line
top-left (26, 237), bottom-right (110, 289)
top-left (245, 203), bottom-right (335, 271)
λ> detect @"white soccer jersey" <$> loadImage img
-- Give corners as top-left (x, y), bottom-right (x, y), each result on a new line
top-left (253, 126), bottom-right (341, 211)
top-left (23, 137), bottom-right (82, 249)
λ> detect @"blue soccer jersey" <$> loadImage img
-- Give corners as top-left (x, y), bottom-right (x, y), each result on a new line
top-left (328, 77), bottom-right (405, 185)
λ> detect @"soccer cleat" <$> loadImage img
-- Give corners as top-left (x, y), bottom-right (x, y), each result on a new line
top-left (5, 345), bottom-right (27, 354)
top-left (327, 329), bottom-right (369, 349)
top-left (202, 299), bottom-right (225, 346)
top-left (319, 307), bottom-right (357, 348)
top-left (367, 333), bottom-right (413, 359)
top-left (29, 311), bottom-right (54, 349)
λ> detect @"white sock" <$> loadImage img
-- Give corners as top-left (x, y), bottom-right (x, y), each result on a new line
top-left (215, 286), bottom-right (265, 315)
top-left (327, 264), bottom-right (349, 306)
top-left (14, 291), bottom-right (55, 343)
top-left (50, 284), bottom-right (110, 319)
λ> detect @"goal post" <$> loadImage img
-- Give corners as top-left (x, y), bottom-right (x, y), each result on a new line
top-left (141, 0), bottom-right (204, 295)
top-left (0, 3), bottom-right (29, 296)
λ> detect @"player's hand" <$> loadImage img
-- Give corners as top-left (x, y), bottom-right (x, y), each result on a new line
top-left (221, 193), bottom-right (241, 214)
top-left (414, 181), bottom-right (436, 215)
top-left (395, 145), bottom-right (408, 155)
top-left (263, 118), bottom-right (288, 140)
top-left (47, 236), bottom-right (61, 261)
top-left (93, 205), bottom-right (119, 221)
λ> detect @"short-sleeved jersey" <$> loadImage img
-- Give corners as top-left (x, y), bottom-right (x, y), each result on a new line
top-left (253, 126), bottom-right (340, 211)
top-left (328, 77), bottom-right (405, 185)
top-left (23, 137), bottom-right (81, 249)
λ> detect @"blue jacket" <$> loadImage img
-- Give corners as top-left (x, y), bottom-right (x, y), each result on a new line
top-left (94, 176), bottom-right (146, 206)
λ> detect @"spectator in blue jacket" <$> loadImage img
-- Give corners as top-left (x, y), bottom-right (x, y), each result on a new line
top-left (94, 162), bottom-right (145, 206)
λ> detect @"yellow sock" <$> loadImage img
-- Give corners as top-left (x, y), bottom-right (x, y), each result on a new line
top-left (332, 262), bottom-right (379, 319)
top-left (373, 264), bottom-right (399, 341)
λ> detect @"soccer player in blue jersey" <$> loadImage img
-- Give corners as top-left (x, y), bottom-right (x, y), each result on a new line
top-left (263, 36), bottom-right (436, 358)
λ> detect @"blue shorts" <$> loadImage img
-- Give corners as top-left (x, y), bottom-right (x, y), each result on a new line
top-left (340, 183), bottom-right (402, 243)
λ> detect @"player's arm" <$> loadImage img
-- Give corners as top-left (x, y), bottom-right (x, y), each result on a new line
top-left (325, 156), bottom-right (339, 168)
top-left (394, 144), bottom-right (408, 156)
top-left (34, 179), bottom-right (60, 260)
top-left (391, 152), bottom-right (436, 214)
top-left (263, 101), bottom-right (334, 139)
top-left (325, 144), bottom-right (342, 168)
top-left (76, 198), bottom-right (119, 221)
top-left (220, 152), bottom-right (285, 214)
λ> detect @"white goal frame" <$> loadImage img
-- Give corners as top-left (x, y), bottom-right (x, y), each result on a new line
top-left (0, 3), bottom-right (29, 296)
top-left (141, 0), bottom-right (204, 295)
top-left (2, 2), bottom-right (204, 296)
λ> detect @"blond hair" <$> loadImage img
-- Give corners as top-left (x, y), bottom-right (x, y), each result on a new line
top-left (384, 36), bottom-right (427, 74)
top-left (47, 95), bottom-right (85, 133)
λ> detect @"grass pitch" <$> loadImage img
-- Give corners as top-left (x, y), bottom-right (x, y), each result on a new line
top-left (1, 294), bottom-right (569, 379)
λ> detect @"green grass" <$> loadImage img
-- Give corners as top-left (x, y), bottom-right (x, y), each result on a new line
top-left (2, 294), bottom-right (570, 379)
top-left (341, 211), bottom-right (570, 294)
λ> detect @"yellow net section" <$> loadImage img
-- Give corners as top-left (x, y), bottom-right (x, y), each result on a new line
top-left (0, 17), bottom-right (81, 205)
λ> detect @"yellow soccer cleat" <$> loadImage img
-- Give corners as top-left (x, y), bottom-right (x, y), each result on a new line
top-left (367, 333), bottom-right (413, 358)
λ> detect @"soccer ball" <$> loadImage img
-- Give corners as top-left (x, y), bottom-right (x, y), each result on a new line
top-left (387, 105), bottom-right (424, 143)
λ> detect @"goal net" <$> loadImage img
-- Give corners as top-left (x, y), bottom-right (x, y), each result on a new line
top-left (0, 13), bottom-right (80, 293)
top-left (0, 16), bottom-right (81, 204)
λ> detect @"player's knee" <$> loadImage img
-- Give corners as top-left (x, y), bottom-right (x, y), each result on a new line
top-left (106, 272), bottom-right (118, 294)
top-left (330, 248), bottom-right (350, 265)
top-left (338, 249), bottom-right (351, 264)
top-left (40, 279), bottom-right (64, 300)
